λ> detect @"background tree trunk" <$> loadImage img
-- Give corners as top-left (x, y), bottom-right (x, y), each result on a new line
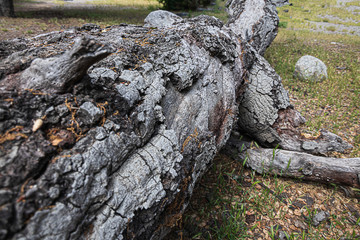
top-left (0, 0), bottom-right (15, 17)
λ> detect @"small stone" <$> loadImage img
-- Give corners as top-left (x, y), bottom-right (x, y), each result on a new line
top-left (313, 210), bottom-right (330, 226)
top-left (44, 106), bottom-right (54, 115)
top-left (77, 102), bottom-right (103, 125)
top-left (294, 55), bottom-right (328, 82)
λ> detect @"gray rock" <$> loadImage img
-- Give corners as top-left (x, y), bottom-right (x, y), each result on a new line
top-left (313, 210), bottom-right (330, 226)
top-left (294, 55), bottom-right (328, 82)
top-left (144, 10), bottom-right (182, 28)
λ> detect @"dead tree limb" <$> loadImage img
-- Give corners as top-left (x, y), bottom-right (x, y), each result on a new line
top-left (246, 148), bottom-right (360, 188)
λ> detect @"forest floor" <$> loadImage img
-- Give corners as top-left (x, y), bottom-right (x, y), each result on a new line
top-left (1, 0), bottom-right (359, 239)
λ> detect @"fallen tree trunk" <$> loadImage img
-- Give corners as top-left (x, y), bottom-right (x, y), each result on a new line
top-left (0, 0), bottom-right (356, 239)
top-left (246, 148), bottom-right (360, 188)
top-left (0, 4), bottom-right (262, 239)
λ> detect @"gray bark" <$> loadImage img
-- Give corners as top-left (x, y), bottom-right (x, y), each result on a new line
top-left (0, 7), bottom-right (250, 240)
top-left (0, 0), bottom-right (15, 17)
top-left (0, 0), bottom-right (355, 239)
top-left (1, 36), bottom-right (114, 93)
top-left (246, 148), bottom-right (360, 188)
top-left (226, 0), bottom-right (352, 154)
top-left (226, 0), bottom-right (279, 55)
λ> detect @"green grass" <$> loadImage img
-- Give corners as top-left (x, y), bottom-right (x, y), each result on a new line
top-left (14, 0), bottom-right (161, 26)
top-left (277, 0), bottom-right (360, 30)
top-left (326, 25), bottom-right (336, 31)
top-left (264, 30), bottom-right (360, 157)
top-left (15, 8), bottom-right (158, 26)
top-left (346, 1), bottom-right (360, 7)
top-left (12, 0), bottom-right (228, 27)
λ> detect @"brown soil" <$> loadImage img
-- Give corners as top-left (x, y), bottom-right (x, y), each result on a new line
top-left (0, 16), bottom-right (82, 41)
top-left (1, 0), bottom-right (111, 41)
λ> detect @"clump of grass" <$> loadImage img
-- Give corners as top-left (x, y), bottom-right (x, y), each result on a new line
top-left (279, 21), bottom-right (288, 28)
top-left (326, 26), bottom-right (336, 31)
top-left (2, 28), bottom-right (9, 32)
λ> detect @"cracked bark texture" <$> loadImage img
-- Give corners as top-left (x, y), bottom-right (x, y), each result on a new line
top-left (226, 0), bottom-right (289, 146)
top-left (227, 0), bottom-right (352, 154)
top-left (0, 7), bottom-right (248, 240)
top-left (226, 0), bottom-right (279, 55)
top-left (0, 0), bottom-right (354, 239)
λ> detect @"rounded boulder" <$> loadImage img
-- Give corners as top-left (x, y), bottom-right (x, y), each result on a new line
top-left (294, 55), bottom-right (328, 82)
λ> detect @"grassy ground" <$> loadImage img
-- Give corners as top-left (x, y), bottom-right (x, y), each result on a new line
top-left (0, 0), bottom-right (161, 40)
top-left (1, 0), bottom-right (359, 239)
top-left (265, 30), bottom-right (360, 158)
